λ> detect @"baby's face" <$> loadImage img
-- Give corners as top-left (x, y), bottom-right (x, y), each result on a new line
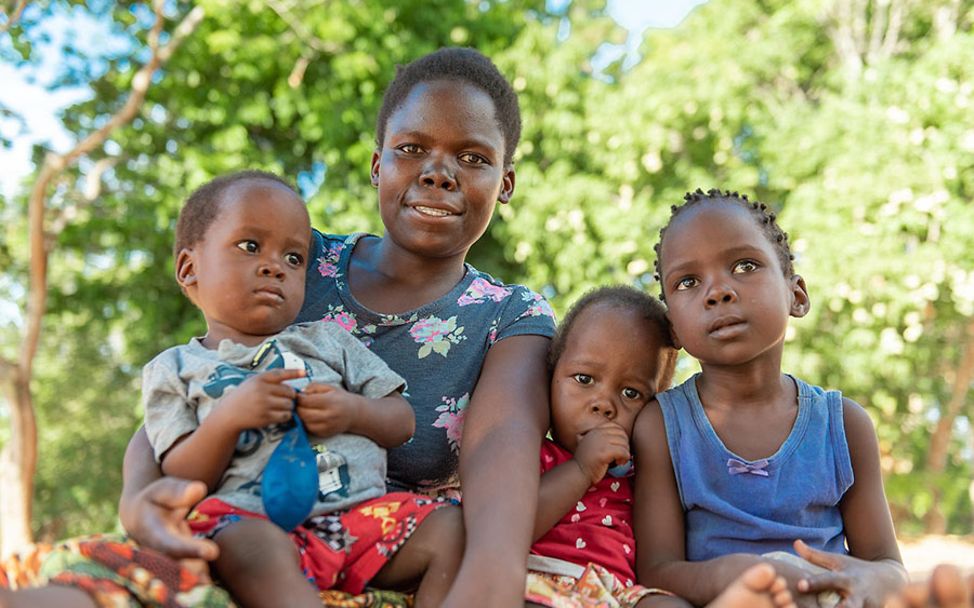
top-left (549, 304), bottom-right (666, 454)
top-left (179, 180), bottom-right (311, 347)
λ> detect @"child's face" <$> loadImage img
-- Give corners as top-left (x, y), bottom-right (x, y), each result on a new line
top-left (659, 201), bottom-right (809, 366)
top-left (550, 303), bottom-right (666, 454)
top-left (370, 80), bottom-right (515, 261)
top-left (176, 180), bottom-right (311, 347)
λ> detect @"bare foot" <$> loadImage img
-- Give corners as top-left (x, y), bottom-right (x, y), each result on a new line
top-left (708, 563), bottom-right (796, 608)
top-left (887, 564), bottom-right (974, 608)
top-left (0, 585), bottom-right (96, 608)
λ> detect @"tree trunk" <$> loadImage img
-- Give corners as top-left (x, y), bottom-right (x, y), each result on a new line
top-left (0, 370), bottom-right (37, 557)
top-left (924, 317), bottom-right (974, 533)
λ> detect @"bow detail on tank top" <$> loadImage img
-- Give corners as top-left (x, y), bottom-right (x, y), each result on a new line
top-left (726, 458), bottom-right (770, 477)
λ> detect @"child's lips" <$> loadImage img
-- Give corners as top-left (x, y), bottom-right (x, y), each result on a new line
top-left (254, 286), bottom-right (285, 303)
top-left (708, 315), bottom-right (746, 338)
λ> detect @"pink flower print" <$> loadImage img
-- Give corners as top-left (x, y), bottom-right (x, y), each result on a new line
top-left (322, 309), bottom-right (357, 333)
top-left (409, 315), bottom-right (465, 358)
top-left (518, 291), bottom-right (556, 320)
top-left (457, 278), bottom-right (512, 306)
top-left (433, 393), bottom-right (469, 455)
top-left (316, 243), bottom-right (344, 277)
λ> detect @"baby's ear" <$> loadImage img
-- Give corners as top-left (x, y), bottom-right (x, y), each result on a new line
top-left (175, 248), bottom-right (198, 288)
top-left (789, 274), bottom-right (810, 318)
top-left (665, 314), bottom-right (683, 351)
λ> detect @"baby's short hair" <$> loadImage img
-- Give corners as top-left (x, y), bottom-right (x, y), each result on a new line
top-left (549, 286), bottom-right (679, 392)
top-left (375, 47), bottom-right (521, 166)
top-left (173, 170), bottom-right (297, 260)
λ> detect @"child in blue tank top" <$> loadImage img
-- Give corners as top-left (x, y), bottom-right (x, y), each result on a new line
top-left (633, 189), bottom-right (908, 607)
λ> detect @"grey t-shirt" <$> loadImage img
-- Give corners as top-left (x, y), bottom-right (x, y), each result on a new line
top-left (142, 322), bottom-right (405, 515)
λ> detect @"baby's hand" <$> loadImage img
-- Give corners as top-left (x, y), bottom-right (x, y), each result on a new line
top-left (217, 368), bottom-right (303, 431)
top-left (573, 422), bottom-right (631, 485)
top-left (295, 382), bottom-right (361, 438)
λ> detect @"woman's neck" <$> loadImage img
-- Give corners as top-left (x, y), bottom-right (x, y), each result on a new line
top-left (347, 235), bottom-right (468, 315)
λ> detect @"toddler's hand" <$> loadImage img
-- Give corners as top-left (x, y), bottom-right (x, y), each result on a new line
top-left (216, 368), bottom-right (304, 431)
top-left (295, 382), bottom-right (361, 438)
top-left (573, 422), bottom-right (631, 485)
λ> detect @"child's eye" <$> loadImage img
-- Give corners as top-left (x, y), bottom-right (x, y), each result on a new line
top-left (622, 387), bottom-right (642, 400)
top-left (733, 260), bottom-right (760, 273)
top-left (236, 240), bottom-right (259, 254)
top-left (285, 252), bottom-right (304, 267)
top-left (572, 373), bottom-right (593, 385)
top-left (397, 144), bottom-right (424, 154)
top-left (458, 152), bottom-right (488, 165)
top-left (675, 277), bottom-right (698, 291)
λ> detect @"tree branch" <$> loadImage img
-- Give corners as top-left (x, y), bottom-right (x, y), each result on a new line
top-left (22, 0), bottom-right (204, 378)
top-left (0, 0), bottom-right (29, 35)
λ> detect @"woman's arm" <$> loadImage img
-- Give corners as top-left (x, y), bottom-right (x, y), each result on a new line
top-left (794, 398), bottom-right (908, 606)
top-left (442, 334), bottom-right (550, 608)
top-left (119, 428), bottom-right (219, 560)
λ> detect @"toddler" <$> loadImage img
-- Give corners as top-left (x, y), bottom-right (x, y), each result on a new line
top-left (142, 170), bottom-right (462, 607)
top-left (526, 286), bottom-right (795, 608)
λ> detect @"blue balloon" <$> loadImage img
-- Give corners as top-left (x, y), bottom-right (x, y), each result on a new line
top-left (261, 411), bottom-right (318, 531)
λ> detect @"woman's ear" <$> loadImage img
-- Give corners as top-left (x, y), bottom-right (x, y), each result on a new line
top-left (370, 150), bottom-right (381, 188)
top-left (790, 274), bottom-right (810, 318)
top-left (175, 248), bottom-right (197, 288)
top-left (498, 164), bottom-right (516, 204)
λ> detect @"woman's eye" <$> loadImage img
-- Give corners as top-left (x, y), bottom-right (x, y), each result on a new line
top-left (622, 387), bottom-right (642, 400)
top-left (459, 152), bottom-right (488, 165)
top-left (675, 277), bottom-right (697, 291)
top-left (285, 253), bottom-right (304, 266)
top-left (733, 260), bottom-right (759, 273)
top-left (236, 240), bottom-right (259, 253)
top-left (572, 373), bottom-right (593, 385)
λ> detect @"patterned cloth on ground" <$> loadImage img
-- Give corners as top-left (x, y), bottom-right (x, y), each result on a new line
top-left (525, 562), bottom-right (670, 608)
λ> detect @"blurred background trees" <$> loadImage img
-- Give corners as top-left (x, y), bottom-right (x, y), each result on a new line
top-left (1, 0), bottom-right (971, 550)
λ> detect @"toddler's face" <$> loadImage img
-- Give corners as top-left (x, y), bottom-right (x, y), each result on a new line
top-left (177, 180), bottom-right (311, 347)
top-left (549, 304), bottom-right (667, 454)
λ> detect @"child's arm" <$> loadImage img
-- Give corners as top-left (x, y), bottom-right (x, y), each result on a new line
top-left (295, 384), bottom-right (414, 447)
top-left (160, 368), bottom-right (305, 490)
top-left (632, 403), bottom-right (820, 607)
top-left (792, 397), bottom-right (908, 604)
top-left (533, 422), bottom-right (630, 541)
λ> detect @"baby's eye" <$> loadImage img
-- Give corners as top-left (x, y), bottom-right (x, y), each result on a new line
top-left (733, 260), bottom-right (759, 274)
top-left (285, 252), bottom-right (304, 267)
top-left (572, 373), bottom-right (593, 385)
top-left (675, 277), bottom-right (698, 291)
top-left (622, 387), bottom-right (643, 400)
top-left (459, 152), bottom-right (488, 165)
top-left (236, 240), bottom-right (259, 254)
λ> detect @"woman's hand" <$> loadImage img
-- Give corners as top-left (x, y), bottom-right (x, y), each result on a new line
top-left (120, 476), bottom-right (219, 562)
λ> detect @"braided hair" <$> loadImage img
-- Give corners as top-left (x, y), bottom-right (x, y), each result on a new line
top-left (653, 188), bottom-right (794, 301)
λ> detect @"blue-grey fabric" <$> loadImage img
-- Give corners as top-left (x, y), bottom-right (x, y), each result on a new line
top-left (298, 232), bottom-right (557, 495)
top-left (656, 374), bottom-right (854, 561)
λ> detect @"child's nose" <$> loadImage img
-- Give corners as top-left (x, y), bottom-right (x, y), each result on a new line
top-left (705, 282), bottom-right (737, 306)
top-left (590, 398), bottom-right (617, 420)
top-left (259, 260), bottom-right (285, 278)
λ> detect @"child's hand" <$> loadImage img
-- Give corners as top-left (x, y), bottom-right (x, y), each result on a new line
top-left (573, 421), bottom-right (631, 485)
top-left (216, 368), bottom-right (304, 431)
top-left (295, 382), bottom-right (361, 438)
top-left (793, 539), bottom-right (906, 608)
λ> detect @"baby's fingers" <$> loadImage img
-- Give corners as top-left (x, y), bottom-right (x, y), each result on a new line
top-left (257, 368), bottom-right (306, 384)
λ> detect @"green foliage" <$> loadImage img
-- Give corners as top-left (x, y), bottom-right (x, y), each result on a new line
top-left (3, 0), bottom-right (973, 537)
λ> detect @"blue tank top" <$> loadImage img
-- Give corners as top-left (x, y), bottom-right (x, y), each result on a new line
top-left (657, 374), bottom-right (853, 561)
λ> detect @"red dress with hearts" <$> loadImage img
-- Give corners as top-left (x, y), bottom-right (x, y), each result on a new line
top-left (530, 439), bottom-right (637, 587)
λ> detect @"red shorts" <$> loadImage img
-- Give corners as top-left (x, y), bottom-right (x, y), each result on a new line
top-left (187, 492), bottom-right (451, 594)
